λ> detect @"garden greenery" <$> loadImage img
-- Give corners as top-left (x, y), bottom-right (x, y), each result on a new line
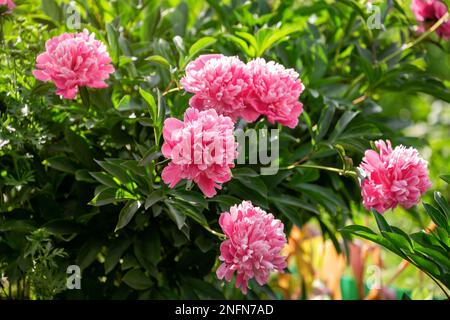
top-left (0, 0), bottom-right (450, 299)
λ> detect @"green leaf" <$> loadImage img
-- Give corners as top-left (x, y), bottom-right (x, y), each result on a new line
top-left (145, 190), bottom-right (165, 210)
top-left (390, 226), bottom-right (414, 246)
top-left (224, 34), bottom-right (254, 57)
top-left (95, 160), bottom-right (134, 186)
top-left (206, 0), bottom-right (231, 29)
top-left (301, 110), bottom-right (313, 134)
top-left (139, 146), bottom-right (161, 166)
top-left (413, 242), bottom-right (450, 269)
top-left (42, 0), bottom-right (62, 24)
top-left (140, 0), bottom-right (160, 42)
top-left (134, 228), bottom-right (161, 273)
top-left (147, 228), bottom-right (161, 265)
top-left (89, 187), bottom-right (136, 206)
top-left (235, 31), bottom-right (258, 57)
top-left (115, 200), bottom-right (142, 231)
top-left (155, 89), bottom-right (166, 145)
top-left (116, 95), bottom-right (143, 111)
top-left (232, 167), bottom-right (260, 177)
top-left (440, 175), bottom-right (450, 184)
top-left (433, 227), bottom-right (450, 248)
top-left (434, 191), bottom-right (450, 220)
top-left (407, 254), bottom-right (441, 276)
top-left (290, 168), bottom-right (320, 184)
top-left (171, 200), bottom-right (208, 226)
top-left (90, 172), bottom-right (118, 188)
top-left (340, 225), bottom-right (398, 252)
top-left (122, 269), bottom-right (153, 290)
top-left (382, 231), bottom-right (413, 252)
top-left (372, 209), bottom-right (392, 233)
top-left (273, 201), bottom-right (304, 227)
top-left (270, 194), bottom-right (319, 215)
top-left (183, 277), bottom-right (225, 299)
top-left (194, 234), bottom-right (214, 253)
top-left (340, 225), bottom-right (374, 236)
top-left (46, 156), bottom-right (78, 174)
top-left (169, 189), bottom-right (207, 209)
top-left (319, 220), bottom-right (342, 254)
top-left (106, 23), bottom-right (120, 62)
top-left (410, 232), bottom-right (437, 247)
top-left (289, 183), bottom-right (346, 214)
top-left (208, 195), bottom-right (241, 211)
top-left (75, 169), bottom-right (95, 183)
top-left (139, 87), bottom-right (157, 122)
top-left (234, 175), bottom-right (267, 198)
top-left (316, 104), bottom-right (335, 143)
top-left (401, 293), bottom-right (411, 300)
top-left (139, 89), bottom-right (165, 145)
top-left (146, 55), bottom-right (171, 68)
top-left (255, 24), bottom-right (301, 57)
top-left (329, 111), bottom-right (360, 143)
top-left (64, 128), bottom-right (96, 169)
top-left (0, 220), bottom-right (36, 232)
top-left (424, 203), bottom-right (447, 229)
top-left (104, 238), bottom-right (132, 274)
top-left (165, 202), bottom-right (186, 230)
top-left (43, 219), bottom-right (82, 235)
top-left (186, 36), bottom-right (217, 65)
top-left (76, 240), bottom-right (102, 270)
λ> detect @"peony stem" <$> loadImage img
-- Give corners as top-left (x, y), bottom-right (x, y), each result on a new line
top-left (282, 163), bottom-right (358, 178)
top-left (204, 226), bottom-right (226, 240)
top-left (162, 86), bottom-right (182, 96)
top-left (155, 158), bottom-right (169, 166)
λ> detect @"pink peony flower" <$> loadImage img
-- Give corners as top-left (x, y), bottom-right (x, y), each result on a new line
top-left (161, 107), bottom-right (237, 198)
top-left (216, 201), bottom-right (287, 294)
top-left (180, 54), bottom-right (259, 122)
top-left (33, 29), bottom-right (115, 99)
top-left (412, 0), bottom-right (450, 40)
top-left (246, 58), bottom-right (304, 129)
top-left (0, 0), bottom-right (15, 14)
top-left (359, 140), bottom-right (432, 213)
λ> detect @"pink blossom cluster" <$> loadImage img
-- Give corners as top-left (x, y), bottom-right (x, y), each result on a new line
top-left (412, 0), bottom-right (450, 40)
top-left (161, 107), bottom-right (237, 198)
top-left (180, 54), bottom-right (259, 122)
top-left (0, 0), bottom-right (15, 14)
top-left (358, 140), bottom-right (432, 213)
top-left (247, 58), bottom-right (304, 128)
top-left (181, 54), bottom-right (304, 128)
top-left (33, 29), bottom-right (115, 99)
top-left (216, 201), bottom-right (287, 294)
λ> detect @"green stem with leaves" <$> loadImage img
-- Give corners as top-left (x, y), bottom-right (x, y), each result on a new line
top-left (162, 86), bottom-right (182, 96)
top-left (345, 12), bottom-right (449, 98)
top-left (382, 12), bottom-right (449, 63)
top-left (204, 226), bottom-right (226, 240)
top-left (282, 163), bottom-right (358, 178)
top-left (403, 256), bottom-right (450, 299)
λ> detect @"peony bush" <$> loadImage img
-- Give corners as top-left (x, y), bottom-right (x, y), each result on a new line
top-left (0, 0), bottom-right (449, 300)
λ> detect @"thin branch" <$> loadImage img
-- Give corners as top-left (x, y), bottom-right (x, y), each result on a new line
top-left (162, 86), bottom-right (182, 96)
top-left (281, 163), bottom-right (358, 178)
